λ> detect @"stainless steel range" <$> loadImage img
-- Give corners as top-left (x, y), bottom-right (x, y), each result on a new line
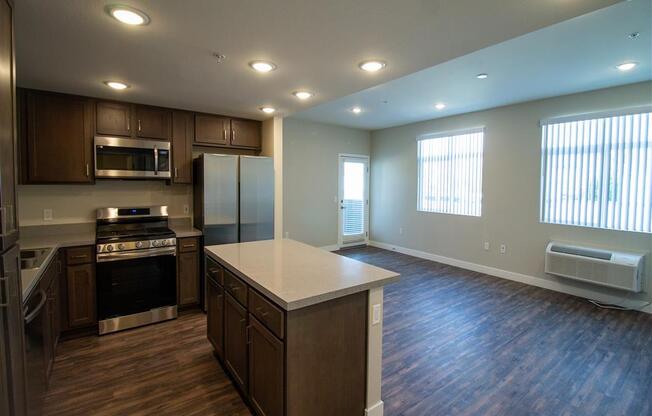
top-left (95, 206), bottom-right (177, 335)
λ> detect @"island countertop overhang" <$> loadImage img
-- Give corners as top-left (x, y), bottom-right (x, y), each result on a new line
top-left (204, 239), bottom-right (400, 311)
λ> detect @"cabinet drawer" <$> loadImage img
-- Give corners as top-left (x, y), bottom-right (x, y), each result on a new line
top-left (206, 257), bottom-right (223, 286)
top-left (249, 290), bottom-right (284, 340)
top-left (178, 237), bottom-right (198, 253)
top-left (224, 270), bottom-right (248, 307)
top-left (66, 246), bottom-right (93, 265)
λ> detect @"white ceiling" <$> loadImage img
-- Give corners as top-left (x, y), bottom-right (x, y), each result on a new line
top-left (294, 0), bottom-right (652, 130)
top-left (14, 0), bottom-right (620, 121)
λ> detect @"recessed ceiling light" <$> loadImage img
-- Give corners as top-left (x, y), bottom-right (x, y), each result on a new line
top-left (476, 73), bottom-right (489, 79)
top-left (106, 5), bottom-right (150, 26)
top-left (435, 103), bottom-right (446, 110)
top-left (292, 91), bottom-right (314, 100)
top-left (359, 60), bottom-right (387, 72)
top-left (616, 62), bottom-right (637, 71)
top-left (628, 32), bottom-right (640, 40)
top-left (249, 61), bottom-right (277, 73)
top-left (104, 81), bottom-right (130, 90)
top-left (351, 107), bottom-right (362, 114)
top-left (260, 106), bottom-right (276, 114)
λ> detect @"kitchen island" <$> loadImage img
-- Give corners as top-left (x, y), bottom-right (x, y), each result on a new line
top-left (204, 239), bottom-right (399, 416)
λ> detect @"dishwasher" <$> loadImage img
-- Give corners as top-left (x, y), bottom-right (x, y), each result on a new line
top-left (24, 287), bottom-right (47, 416)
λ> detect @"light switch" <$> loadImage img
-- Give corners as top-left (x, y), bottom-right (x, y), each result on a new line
top-left (43, 209), bottom-right (53, 221)
top-left (372, 304), bottom-right (381, 325)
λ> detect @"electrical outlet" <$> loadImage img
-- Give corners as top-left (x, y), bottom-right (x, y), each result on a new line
top-left (399, 227), bottom-right (404, 235)
top-left (183, 204), bottom-right (189, 215)
top-left (372, 304), bottom-right (381, 325)
top-left (484, 242), bottom-right (490, 251)
top-left (43, 209), bottom-right (53, 221)
top-left (500, 244), bottom-right (507, 254)
top-left (285, 231), bottom-right (289, 238)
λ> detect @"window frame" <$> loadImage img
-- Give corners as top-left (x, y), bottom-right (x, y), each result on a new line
top-left (416, 126), bottom-right (485, 217)
top-left (539, 106), bottom-right (652, 234)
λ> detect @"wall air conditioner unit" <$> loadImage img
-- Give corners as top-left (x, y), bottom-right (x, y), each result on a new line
top-left (545, 242), bottom-right (644, 293)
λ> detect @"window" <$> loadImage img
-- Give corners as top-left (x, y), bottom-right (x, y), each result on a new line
top-left (417, 128), bottom-right (484, 216)
top-left (540, 108), bottom-right (651, 233)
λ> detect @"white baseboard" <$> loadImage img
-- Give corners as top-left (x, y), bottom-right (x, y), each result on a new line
top-left (365, 400), bottom-right (384, 416)
top-left (319, 244), bottom-right (340, 252)
top-left (368, 240), bottom-right (652, 315)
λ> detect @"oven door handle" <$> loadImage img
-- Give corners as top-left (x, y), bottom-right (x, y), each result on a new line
top-left (97, 247), bottom-right (176, 263)
top-left (24, 289), bottom-right (47, 324)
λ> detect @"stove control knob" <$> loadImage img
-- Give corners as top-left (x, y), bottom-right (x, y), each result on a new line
top-left (118, 243), bottom-right (125, 250)
top-left (106, 245), bottom-right (114, 252)
top-left (135, 241), bottom-right (143, 249)
top-left (161, 240), bottom-right (168, 247)
top-left (152, 240), bottom-right (161, 247)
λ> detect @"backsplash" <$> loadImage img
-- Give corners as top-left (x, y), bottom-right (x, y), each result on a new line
top-left (17, 181), bottom-right (192, 226)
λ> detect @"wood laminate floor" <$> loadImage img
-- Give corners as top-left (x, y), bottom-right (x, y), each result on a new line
top-left (339, 246), bottom-right (652, 416)
top-left (44, 247), bottom-right (652, 416)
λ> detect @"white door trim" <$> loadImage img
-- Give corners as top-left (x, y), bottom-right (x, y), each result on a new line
top-left (337, 154), bottom-right (370, 248)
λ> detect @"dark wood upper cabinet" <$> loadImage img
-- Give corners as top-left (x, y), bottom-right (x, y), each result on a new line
top-left (207, 276), bottom-right (224, 360)
top-left (171, 111), bottom-right (193, 184)
top-left (134, 105), bottom-right (171, 140)
top-left (24, 91), bottom-right (93, 183)
top-left (96, 101), bottom-right (131, 137)
top-left (194, 113), bottom-right (230, 146)
top-left (230, 119), bottom-right (261, 149)
top-left (248, 315), bottom-right (284, 416)
top-left (224, 293), bottom-right (248, 393)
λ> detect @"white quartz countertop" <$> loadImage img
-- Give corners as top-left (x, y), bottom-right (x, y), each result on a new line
top-left (205, 239), bottom-right (400, 311)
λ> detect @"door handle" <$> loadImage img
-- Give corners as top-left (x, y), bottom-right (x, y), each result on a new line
top-left (24, 289), bottom-right (47, 324)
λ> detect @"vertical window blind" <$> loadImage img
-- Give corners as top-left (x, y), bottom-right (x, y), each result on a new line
top-left (540, 108), bottom-right (652, 233)
top-left (417, 128), bottom-right (484, 216)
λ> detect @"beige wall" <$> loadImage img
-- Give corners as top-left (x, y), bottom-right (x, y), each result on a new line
top-left (18, 181), bottom-right (192, 226)
top-left (370, 81), bottom-right (652, 304)
top-left (283, 118), bottom-right (370, 247)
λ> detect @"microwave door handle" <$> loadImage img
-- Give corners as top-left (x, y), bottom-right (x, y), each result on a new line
top-left (154, 146), bottom-right (158, 176)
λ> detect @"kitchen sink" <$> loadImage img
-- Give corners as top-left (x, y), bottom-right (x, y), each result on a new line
top-left (20, 248), bottom-right (52, 270)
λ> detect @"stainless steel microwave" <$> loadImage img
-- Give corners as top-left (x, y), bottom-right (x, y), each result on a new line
top-left (94, 136), bottom-right (171, 179)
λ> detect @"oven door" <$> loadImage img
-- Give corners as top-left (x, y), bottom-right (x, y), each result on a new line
top-left (94, 136), bottom-right (171, 179)
top-left (96, 251), bottom-right (177, 331)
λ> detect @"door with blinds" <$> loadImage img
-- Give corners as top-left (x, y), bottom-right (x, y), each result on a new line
top-left (338, 155), bottom-right (369, 246)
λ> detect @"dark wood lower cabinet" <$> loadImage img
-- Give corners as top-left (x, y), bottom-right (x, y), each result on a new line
top-left (206, 276), bottom-right (224, 359)
top-left (206, 254), bottom-right (367, 416)
top-left (224, 293), bottom-right (248, 392)
top-left (249, 316), bottom-right (284, 416)
top-left (65, 252), bottom-right (96, 328)
top-left (42, 251), bottom-right (62, 379)
top-left (177, 251), bottom-right (199, 306)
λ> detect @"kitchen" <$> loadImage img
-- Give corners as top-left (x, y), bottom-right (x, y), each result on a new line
top-left (2, 1), bottom-right (652, 416)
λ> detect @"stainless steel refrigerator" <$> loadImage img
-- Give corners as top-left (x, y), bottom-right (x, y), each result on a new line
top-left (1, 0), bottom-right (27, 415)
top-left (193, 154), bottom-right (274, 245)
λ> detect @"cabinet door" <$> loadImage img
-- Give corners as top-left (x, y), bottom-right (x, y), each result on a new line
top-left (194, 114), bottom-right (229, 146)
top-left (96, 101), bottom-right (131, 136)
top-left (224, 293), bottom-right (248, 392)
top-left (230, 119), bottom-right (261, 149)
top-left (171, 111), bottom-right (193, 184)
top-left (66, 263), bottom-right (96, 328)
top-left (25, 91), bottom-right (93, 183)
top-left (207, 277), bottom-right (224, 359)
top-left (177, 250), bottom-right (199, 306)
top-left (134, 105), bottom-right (171, 140)
top-left (249, 316), bottom-right (284, 416)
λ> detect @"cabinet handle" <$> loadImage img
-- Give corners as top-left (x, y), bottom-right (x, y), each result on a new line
top-left (229, 285), bottom-right (240, 291)
top-left (70, 255), bottom-right (87, 259)
top-left (232, 128), bottom-right (236, 143)
top-left (85, 163), bottom-right (90, 177)
top-left (246, 325), bottom-right (251, 344)
top-left (175, 167), bottom-right (178, 178)
top-left (223, 128), bottom-right (227, 142)
top-left (127, 118), bottom-right (130, 131)
top-left (138, 119), bottom-right (142, 132)
top-left (255, 306), bottom-right (269, 317)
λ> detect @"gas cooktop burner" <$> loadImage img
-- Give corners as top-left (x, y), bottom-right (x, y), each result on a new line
top-left (95, 206), bottom-right (176, 243)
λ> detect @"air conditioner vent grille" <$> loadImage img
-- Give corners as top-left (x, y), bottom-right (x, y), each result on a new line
top-left (550, 244), bottom-right (612, 260)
